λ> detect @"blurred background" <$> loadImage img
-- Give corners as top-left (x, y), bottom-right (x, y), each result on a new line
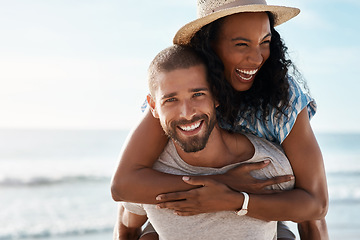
top-left (0, 0), bottom-right (359, 239)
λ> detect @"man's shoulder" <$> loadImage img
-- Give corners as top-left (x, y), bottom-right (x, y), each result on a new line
top-left (220, 129), bottom-right (255, 158)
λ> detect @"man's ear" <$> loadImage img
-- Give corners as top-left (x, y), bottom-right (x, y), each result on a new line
top-left (147, 94), bottom-right (159, 118)
top-left (214, 99), bottom-right (220, 109)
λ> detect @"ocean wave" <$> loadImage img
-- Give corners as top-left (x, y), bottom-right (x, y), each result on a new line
top-left (328, 183), bottom-right (360, 202)
top-left (326, 170), bottom-right (360, 177)
top-left (0, 225), bottom-right (113, 240)
top-left (0, 175), bottom-right (110, 187)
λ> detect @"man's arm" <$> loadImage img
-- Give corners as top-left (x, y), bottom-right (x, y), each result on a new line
top-left (113, 203), bottom-right (147, 240)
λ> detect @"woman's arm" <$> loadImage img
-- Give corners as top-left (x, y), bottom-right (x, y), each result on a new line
top-left (247, 108), bottom-right (328, 222)
top-left (281, 109), bottom-right (329, 239)
top-left (111, 109), bottom-right (192, 203)
top-left (110, 109), bottom-right (287, 204)
top-left (156, 109), bottom-right (328, 223)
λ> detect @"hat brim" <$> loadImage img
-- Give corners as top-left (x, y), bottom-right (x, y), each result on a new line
top-left (173, 5), bottom-right (300, 45)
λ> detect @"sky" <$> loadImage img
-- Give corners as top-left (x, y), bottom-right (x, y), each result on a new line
top-left (0, 0), bottom-right (359, 133)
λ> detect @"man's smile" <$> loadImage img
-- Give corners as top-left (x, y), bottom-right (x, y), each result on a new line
top-left (177, 120), bottom-right (203, 134)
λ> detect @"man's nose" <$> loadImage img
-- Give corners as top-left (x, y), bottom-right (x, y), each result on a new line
top-left (179, 100), bottom-right (196, 120)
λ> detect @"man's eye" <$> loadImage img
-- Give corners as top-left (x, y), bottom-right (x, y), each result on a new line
top-left (165, 98), bottom-right (176, 103)
top-left (193, 92), bottom-right (205, 97)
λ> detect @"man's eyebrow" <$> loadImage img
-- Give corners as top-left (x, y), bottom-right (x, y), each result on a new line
top-left (190, 87), bottom-right (209, 93)
top-left (231, 33), bottom-right (272, 42)
top-left (161, 92), bottom-right (177, 100)
top-left (161, 88), bottom-right (209, 100)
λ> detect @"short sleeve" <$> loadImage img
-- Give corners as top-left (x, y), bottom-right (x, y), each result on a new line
top-left (122, 202), bottom-right (147, 216)
top-left (218, 77), bottom-right (317, 144)
top-left (267, 77), bottom-right (317, 143)
top-left (141, 98), bottom-right (148, 112)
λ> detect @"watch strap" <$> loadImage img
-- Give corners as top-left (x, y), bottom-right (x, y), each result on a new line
top-left (241, 191), bottom-right (249, 211)
top-left (235, 191), bottom-right (249, 216)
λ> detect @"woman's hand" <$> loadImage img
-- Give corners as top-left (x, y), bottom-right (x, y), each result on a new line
top-left (223, 160), bottom-right (294, 194)
top-left (155, 161), bottom-right (294, 215)
top-left (156, 177), bottom-right (242, 216)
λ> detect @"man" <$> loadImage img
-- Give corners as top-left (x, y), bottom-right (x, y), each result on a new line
top-left (114, 45), bottom-right (303, 240)
top-left (114, 45), bottom-right (328, 240)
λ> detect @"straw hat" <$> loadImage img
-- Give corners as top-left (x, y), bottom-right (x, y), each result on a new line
top-left (173, 0), bottom-right (300, 45)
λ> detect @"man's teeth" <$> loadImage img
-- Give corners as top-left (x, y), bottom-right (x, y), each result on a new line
top-left (179, 121), bottom-right (201, 131)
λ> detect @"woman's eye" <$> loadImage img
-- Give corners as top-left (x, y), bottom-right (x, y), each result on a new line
top-left (236, 43), bottom-right (247, 47)
top-left (262, 40), bottom-right (271, 45)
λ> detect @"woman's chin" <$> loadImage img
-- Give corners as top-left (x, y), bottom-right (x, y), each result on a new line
top-left (231, 82), bottom-right (253, 92)
top-left (230, 75), bottom-right (255, 92)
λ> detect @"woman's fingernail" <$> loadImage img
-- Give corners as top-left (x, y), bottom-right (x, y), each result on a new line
top-left (182, 176), bottom-right (190, 181)
top-left (156, 196), bottom-right (161, 201)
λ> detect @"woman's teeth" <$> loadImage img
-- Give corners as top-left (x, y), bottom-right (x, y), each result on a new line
top-left (237, 69), bottom-right (258, 75)
top-left (236, 69), bottom-right (258, 81)
top-left (179, 121), bottom-right (201, 131)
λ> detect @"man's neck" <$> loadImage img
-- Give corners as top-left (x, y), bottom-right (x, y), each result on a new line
top-left (173, 124), bottom-right (254, 168)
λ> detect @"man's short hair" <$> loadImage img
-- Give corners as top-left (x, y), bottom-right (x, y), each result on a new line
top-left (148, 45), bottom-right (206, 97)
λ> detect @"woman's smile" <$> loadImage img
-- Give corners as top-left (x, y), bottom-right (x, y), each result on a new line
top-left (235, 68), bottom-right (259, 81)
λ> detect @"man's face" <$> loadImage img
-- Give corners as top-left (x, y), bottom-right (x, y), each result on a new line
top-left (150, 64), bottom-right (217, 153)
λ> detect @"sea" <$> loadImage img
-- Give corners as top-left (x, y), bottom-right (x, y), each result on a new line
top-left (0, 128), bottom-right (359, 240)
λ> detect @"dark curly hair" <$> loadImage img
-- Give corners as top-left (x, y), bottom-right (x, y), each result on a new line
top-left (189, 12), bottom-right (304, 128)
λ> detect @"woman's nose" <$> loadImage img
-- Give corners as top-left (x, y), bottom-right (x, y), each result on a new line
top-left (247, 47), bottom-right (263, 65)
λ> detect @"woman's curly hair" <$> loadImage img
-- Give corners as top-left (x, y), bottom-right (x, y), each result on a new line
top-left (189, 12), bottom-right (303, 128)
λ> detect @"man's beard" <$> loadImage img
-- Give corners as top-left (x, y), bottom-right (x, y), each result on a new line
top-left (163, 114), bottom-right (216, 153)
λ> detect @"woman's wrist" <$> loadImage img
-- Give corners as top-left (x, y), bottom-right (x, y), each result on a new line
top-left (226, 190), bottom-right (245, 212)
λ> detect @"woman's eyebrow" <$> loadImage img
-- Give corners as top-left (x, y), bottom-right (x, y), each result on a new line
top-left (231, 36), bottom-right (250, 42)
top-left (231, 32), bottom-right (272, 42)
top-left (262, 33), bottom-right (272, 40)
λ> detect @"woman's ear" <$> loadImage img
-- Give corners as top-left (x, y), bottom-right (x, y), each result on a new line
top-left (147, 94), bottom-right (159, 118)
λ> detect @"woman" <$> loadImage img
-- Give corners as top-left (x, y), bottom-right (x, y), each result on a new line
top-left (111, 1), bottom-right (328, 239)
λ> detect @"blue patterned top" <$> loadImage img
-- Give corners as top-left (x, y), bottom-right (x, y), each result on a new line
top-left (217, 77), bottom-right (317, 144)
top-left (141, 77), bottom-right (316, 144)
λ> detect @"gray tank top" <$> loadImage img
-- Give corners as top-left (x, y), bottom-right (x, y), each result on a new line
top-left (124, 134), bottom-right (295, 240)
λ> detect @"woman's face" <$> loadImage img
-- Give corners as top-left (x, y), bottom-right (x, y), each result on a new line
top-left (213, 12), bottom-right (271, 92)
